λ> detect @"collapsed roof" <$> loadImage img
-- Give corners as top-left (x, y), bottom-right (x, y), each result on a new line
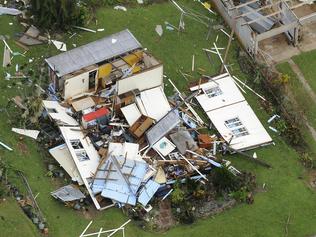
top-left (91, 143), bottom-right (150, 206)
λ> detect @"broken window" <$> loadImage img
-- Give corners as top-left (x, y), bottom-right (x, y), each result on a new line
top-left (89, 70), bottom-right (97, 89)
top-left (75, 150), bottom-right (90, 162)
top-left (70, 139), bottom-right (90, 161)
top-left (47, 108), bottom-right (58, 113)
top-left (203, 86), bottom-right (223, 98)
top-left (70, 140), bottom-right (83, 149)
top-left (224, 117), bottom-right (249, 138)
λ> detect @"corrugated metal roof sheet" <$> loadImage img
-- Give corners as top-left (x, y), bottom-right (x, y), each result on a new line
top-left (138, 180), bottom-right (160, 206)
top-left (91, 143), bottom-right (148, 206)
top-left (99, 155), bottom-right (148, 206)
top-left (45, 29), bottom-right (142, 77)
top-left (51, 185), bottom-right (85, 202)
top-left (146, 110), bottom-right (181, 147)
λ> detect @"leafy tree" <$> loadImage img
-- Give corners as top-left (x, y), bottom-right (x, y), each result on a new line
top-left (30, 0), bottom-right (87, 30)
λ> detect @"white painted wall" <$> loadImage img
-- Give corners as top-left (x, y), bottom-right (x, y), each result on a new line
top-left (117, 65), bottom-right (163, 95)
top-left (64, 72), bottom-right (90, 100)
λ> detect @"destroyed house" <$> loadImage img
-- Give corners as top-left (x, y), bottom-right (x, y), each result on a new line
top-left (190, 73), bottom-right (272, 151)
top-left (46, 29), bottom-right (163, 100)
top-left (211, 0), bottom-right (316, 61)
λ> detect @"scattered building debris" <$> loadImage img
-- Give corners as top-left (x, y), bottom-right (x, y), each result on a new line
top-left (2, 42), bottom-right (11, 67)
top-left (155, 25), bottom-right (163, 37)
top-left (269, 126), bottom-right (279, 133)
top-left (268, 114), bottom-right (280, 123)
top-left (11, 128), bottom-right (40, 140)
top-left (73, 26), bottom-right (97, 33)
top-left (18, 25), bottom-right (45, 46)
top-left (0, 6), bottom-right (22, 15)
top-left (114, 6), bottom-right (127, 12)
top-left (138, 180), bottom-right (160, 206)
top-left (11, 29), bottom-right (270, 215)
top-left (51, 40), bottom-right (67, 52)
top-left (80, 219), bottom-right (131, 237)
top-left (190, 73), bottom-right (272, 151)
top-left (170, 130), bottom-right (198, 154)
top-left (71, 97), bottom-right (96, 112)
top-left (49, 144), bottom-right (84, 185)
top-left (12, 95), bottom-right (27, 110)
top-left (51, 185), bottom-right (85, 203)
top-left (0, 140), bottom-right (13, 151)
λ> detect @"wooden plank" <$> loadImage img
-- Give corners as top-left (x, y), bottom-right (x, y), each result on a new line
top-left (15, 40), bottom-right (29, 51)
top-left (242, 2), bottom-right (306, 26)
top-left (229, 0), bottom-right (260, 10)
top-left (220, 29), bottom-right (234, 74)
top-left (234, 1), bottom-right (282, 19)
top-left (241, 10), bottom-right (282, 26)
top-left (300, 12), bottom-right (316, 25)
top-left (256, 21), bottom-right (298, 41)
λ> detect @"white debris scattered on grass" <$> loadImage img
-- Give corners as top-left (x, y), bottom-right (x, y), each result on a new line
top-left (5, 72), bottom-right (11, 80)
top-left (73, 26), bottom-right (96, 33)
top-left (114, 6), bottom-right (127, 11)
top-left (155, 25), bottom-right (163, 37)
top-left (267, 114), bottom-right (280, 123)
top-left (12, 128), bottom-right (40, 140)
top-left (0, 141), bottom-right (13, 151)
top-left (51, 40), bottom-right (67, 52)
top-left (166, 25), bottom-right (174, 31)
top-left (0, 6), bottom-right (22, 16)
top-left (269, 126), bottom-right (279, 133)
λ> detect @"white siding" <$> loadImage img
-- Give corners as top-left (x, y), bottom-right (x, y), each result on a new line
top-left (64, 72), bottom-right (90, 100)
top-left (117, 65), bottom-right (163, 95)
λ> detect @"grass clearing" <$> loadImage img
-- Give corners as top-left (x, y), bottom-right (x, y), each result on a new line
top-left (292, 49), bottom-right (316, 95)
top-left (277, 62), bottom-right (316, 155)
top-left (1, 1), bottom-right (316, 237)
top-left (0, 198), bottom-right (38, 237)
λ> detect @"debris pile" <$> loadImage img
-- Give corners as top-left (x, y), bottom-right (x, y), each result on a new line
top-left (42, 81), bottom-right (227, 210)
top-left (35, 29), bottom-right (272, 213)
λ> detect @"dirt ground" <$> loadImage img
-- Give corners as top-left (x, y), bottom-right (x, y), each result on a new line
top-left (258, 4), bottom-right (316, 63)
top-left (307, 170), bottom-right (316, 189)
top-left (154, 200), bottom-right (176, 231)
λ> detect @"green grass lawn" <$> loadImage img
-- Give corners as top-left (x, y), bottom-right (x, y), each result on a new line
top-left (0, 198), bottom-right (38, 237)
top-left (277, 62), bottom-right (316, 155)
top-left (1, 1), bottom-right (316, 237)
top-left (292, 50), bottom-right (316, 95)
